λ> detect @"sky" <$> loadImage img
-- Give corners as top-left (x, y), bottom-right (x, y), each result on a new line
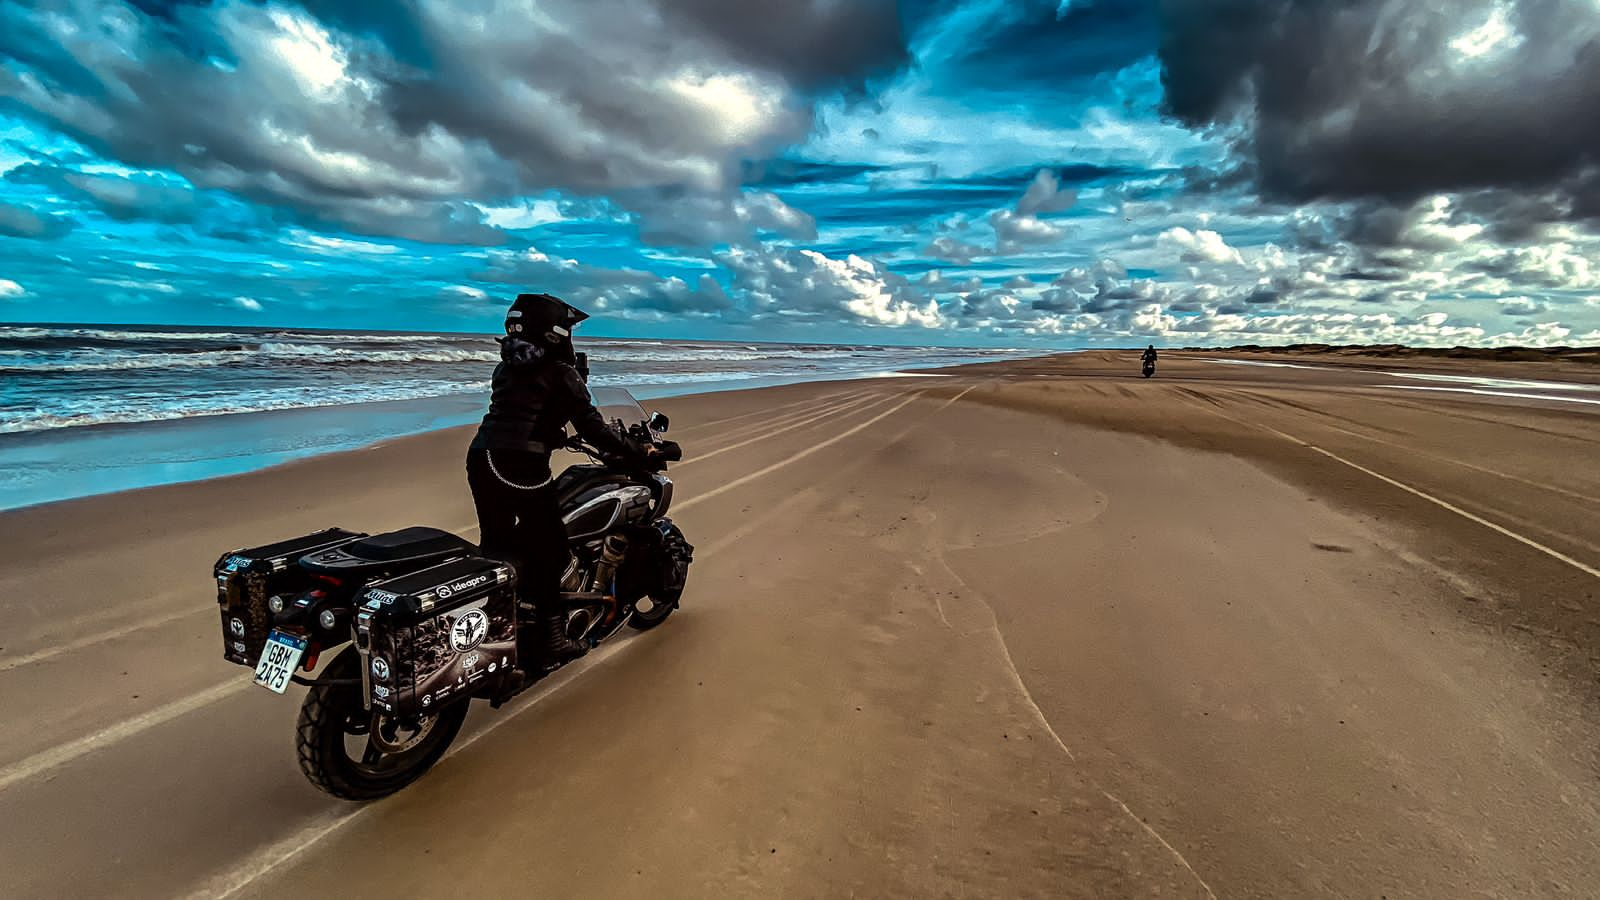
top-left (1, 0), bottom-right (1598, 348)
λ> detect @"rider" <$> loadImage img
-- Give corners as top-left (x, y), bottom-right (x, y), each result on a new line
top-left (1142, 344), bottom-right (1158, 367)
top-left (466, 293), bottom-right (655, 668)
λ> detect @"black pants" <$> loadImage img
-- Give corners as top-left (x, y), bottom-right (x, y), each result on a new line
top-left (465, 448), bottom-right (567, 614)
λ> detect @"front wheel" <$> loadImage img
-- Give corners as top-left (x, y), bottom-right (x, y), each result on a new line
top-left (621, 520), bottom-right (691, 632)
top-left (295, 648), bottom-right (468, 801)
top-left (627, 593), bottom-right (677, 631)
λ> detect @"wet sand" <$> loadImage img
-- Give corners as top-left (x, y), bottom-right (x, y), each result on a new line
top-left (1, 353), bottom-right (1597, 898)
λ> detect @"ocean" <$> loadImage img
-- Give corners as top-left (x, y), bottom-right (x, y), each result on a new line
top-left (0, 324), bottom-right (1037, 509)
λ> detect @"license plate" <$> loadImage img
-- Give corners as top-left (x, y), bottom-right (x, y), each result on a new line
top-left (253, 631), bottom-right (308, 694)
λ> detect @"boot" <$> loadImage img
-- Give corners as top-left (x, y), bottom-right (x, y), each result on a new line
top-left (541, 608), bottom-right (587, 669)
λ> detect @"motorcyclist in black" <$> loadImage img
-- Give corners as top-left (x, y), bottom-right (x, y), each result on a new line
top-left (466, 293), bottom-right (654, 668)
top-left (1142, 344), bottom-right (1158, 365)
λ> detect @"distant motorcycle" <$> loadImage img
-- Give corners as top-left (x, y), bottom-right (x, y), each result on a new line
top-left (212, 387), bottom-right (693, 800)
top-left (1142, 357), bottom-right (1156, 378)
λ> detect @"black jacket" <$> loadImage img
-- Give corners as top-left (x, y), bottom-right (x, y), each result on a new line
top-left (471, 348), bottom-right (636, 460)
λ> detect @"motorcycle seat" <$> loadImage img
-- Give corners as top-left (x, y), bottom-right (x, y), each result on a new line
top-left (298, 526), bottom-right (477, 576)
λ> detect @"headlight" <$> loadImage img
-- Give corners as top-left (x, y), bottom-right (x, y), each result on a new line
top-left (267, 594), bottom-right (286, 614)
top-left (318, 609), bottom-right (339, 631)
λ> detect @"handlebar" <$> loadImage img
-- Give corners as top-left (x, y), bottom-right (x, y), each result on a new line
top-left (562, 429), bottom-right (680, 472)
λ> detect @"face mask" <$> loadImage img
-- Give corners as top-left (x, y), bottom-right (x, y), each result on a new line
top-left (497, 335), bottom-right (544, 366)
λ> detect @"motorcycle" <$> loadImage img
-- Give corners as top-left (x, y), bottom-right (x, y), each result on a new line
top-left (1142, 357), bottom-right (1157, 378)
top-left (212, 387), bottom-right (693, 800)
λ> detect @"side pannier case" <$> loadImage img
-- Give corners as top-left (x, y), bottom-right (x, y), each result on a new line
top-left (214, 527), bottom-right (366, 666)
top-left (355, 556), bottom-right (518, 719)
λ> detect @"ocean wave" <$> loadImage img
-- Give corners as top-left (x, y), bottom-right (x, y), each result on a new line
top-left (0, 378), bottom-right (491, 433)
top-left (0, 327), bottom-right (262, 343)
top-left (0, 325), bottom-right (476, 345)
top-left (0, 340), bottom-right (901, 373)
top-left (0, 369), bottom-right (772, 433)
top-left (0, 343), bottom-right (502, 373)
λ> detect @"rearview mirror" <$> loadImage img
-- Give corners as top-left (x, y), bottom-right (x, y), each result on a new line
top-left (648, 411), bottom-right (669, 433)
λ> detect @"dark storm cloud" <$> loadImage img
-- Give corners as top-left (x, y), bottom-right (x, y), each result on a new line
top-left (1157, 0), bottom-right (1600, 218)
top-left (373, 0), bottom-right (908, 197)
top-left (0, 199), bottom-right (75, 240)
top-left (0, 0), bottom-right (912, 246)
top-left (7, 164), bottom-right (204, 224)
top-left (1340, 269), bottom-right (1411, 283)
top-left (1167, 288), bottom-right (1212, 313)
top-left (653, 0), bottom-right (909, 93)
top-left (1243, 284), bottom-right (1281, 305)
top-left (0, 2), bottom-right (513, 244)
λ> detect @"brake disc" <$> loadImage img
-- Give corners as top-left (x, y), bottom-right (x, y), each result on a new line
top-left (369, 712), bottom-right (437, 753)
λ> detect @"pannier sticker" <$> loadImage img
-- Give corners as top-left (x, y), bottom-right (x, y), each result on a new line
top-left (437, 573), bottom-right (490, 600)
top-left (373, 685), bottom-right (390, 699)
top-left (224, 555), bottom-right (252, 572)
top-left (366, 589), bottom-right (399, 604)
top-left (421, 694), bottom-right (432, 707)
top-left (449, 609), bottom-right (489, 652)
top-left (231, 641), bottom-right (247, 654)
top-left (228, 618), bottom-right (246, 637)
top-left (371, 657), bottom-right (390, 680)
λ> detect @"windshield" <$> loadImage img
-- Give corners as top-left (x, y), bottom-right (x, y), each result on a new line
top-left (590, 386), bottom-right (648, 427)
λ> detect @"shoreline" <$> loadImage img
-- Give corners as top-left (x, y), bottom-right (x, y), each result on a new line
top-left (0, 358), bottom-right (998, 512)
top-left (0, 358), bottom-right (1029, 513)
top-left (14, 341), bottom-right (1600, 514)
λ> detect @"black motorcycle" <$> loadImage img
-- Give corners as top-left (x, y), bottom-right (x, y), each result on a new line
top-left (212, 387), bottom-right (693, 800)
top-left (1142, 357), bottom-right (1157, 378)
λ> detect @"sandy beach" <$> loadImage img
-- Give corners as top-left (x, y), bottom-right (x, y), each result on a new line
top-left (2, 352), bottom-right (1599, 898)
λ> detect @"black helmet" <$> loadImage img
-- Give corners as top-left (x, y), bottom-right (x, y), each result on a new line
top-left (505, 293), bottom-right (589, 345)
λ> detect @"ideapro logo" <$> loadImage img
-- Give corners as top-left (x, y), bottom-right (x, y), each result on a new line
top-left (437, 574), bottom-right (490, 600)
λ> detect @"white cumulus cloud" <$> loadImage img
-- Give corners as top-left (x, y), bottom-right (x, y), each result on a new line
top-left (1159, 226), bottom-right (1244, 265)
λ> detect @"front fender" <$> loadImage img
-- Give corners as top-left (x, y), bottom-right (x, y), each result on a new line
top-left (651, 474), bottom-right (674, 518)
